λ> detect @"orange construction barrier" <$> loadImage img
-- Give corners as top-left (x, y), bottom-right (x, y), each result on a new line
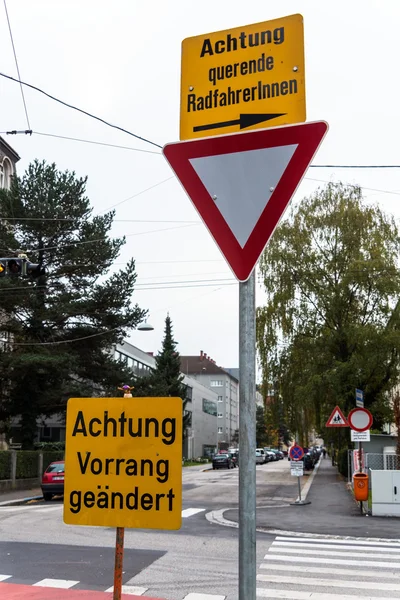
top-left (353, 472), bottom-right (369, 501)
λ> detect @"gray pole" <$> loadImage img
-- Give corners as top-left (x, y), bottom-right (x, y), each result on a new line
top-left (239, 270), bottom-right (256, 600)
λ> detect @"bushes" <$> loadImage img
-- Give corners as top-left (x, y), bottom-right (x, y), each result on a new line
top-left (16, 451), bottom-right (38, 479)
top-left (42, 451), bottom-right (64, 471)
top-left (0, 451), bottom-right (11, 479)
top-left (337, 448), bottom-right (349, 478)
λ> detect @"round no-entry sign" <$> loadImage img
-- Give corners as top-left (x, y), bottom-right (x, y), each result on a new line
top-left (289, 444), bottom-right (304, 461)
top-left (348, 407), bottom-right (373, 432)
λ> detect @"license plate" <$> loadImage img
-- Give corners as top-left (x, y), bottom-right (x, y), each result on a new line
top-left (53, 476), bottom-right (64, 481)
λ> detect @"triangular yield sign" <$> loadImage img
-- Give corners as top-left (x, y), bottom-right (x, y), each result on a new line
top-left (163, 121), bottom-right (328, 281)
top-left (326, 405), bottom-right (349, 427)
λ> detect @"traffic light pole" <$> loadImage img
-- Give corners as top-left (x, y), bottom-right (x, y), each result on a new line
top-left (238, 271), bottom-right (256, 600)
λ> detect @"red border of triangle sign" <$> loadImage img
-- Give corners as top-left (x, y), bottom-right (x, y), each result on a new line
top-left (163, 121), bottom-right (329, 281)
top-left (326, 406), bottom-right (349, 428)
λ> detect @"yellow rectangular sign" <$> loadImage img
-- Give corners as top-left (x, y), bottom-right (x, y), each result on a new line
top-left (180, 14), bottom-right (305, 140)
top-left (63, 397), bottom-right (182, 529)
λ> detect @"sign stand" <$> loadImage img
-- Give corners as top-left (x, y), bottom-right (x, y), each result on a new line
top-left (238, 272), bottom-right (256, 600)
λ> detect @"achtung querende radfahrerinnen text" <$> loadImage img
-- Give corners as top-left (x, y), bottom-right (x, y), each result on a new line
top-left (186, 25), bottom-right (299, 112)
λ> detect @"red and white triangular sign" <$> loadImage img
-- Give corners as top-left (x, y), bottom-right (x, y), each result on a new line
top-left (326, 406), bottom-right (349, 428)
top-left (163, 121), bottom-right (328, 281)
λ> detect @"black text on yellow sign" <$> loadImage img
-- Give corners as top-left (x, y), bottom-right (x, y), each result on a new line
top-left (63, 397), bottom-right (182, 530)
top-left (180, 14), bottom-right (305, 140)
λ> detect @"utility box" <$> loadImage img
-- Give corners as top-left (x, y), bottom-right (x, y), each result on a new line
top-left (371, 470), bottom-right (400, 517)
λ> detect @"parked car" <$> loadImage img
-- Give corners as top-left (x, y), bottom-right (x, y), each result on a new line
top-left (256, 448), bottom-right (267, 463)
top-left (264, 448), bottom-right (279, 461)
top-left (255, 450), bottom-right (265, 464)
top-left (270, 449), bottom-right (284, 460)
top-left (230, 451), bottom-right (239, 467)
top-left (212, 453), bottom-right (234, 469)
top-left (41, 460), bottom-right (65, 501)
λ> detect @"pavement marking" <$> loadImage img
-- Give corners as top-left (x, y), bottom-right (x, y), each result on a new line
top-left (269, 546), bottom-right (400, 559)
top-left (181, 508), bottom-right (206, 518)
top-left (104, 585), bottom-right (149, 594)
top-left (256, 589), bottom-right (399, 599)
top-left (260, 563), bottom-right (400, 579)
top-left (275, 535), bottom-right (400, 547)
top-left (273, 539), bottom-right (400, 552)
top-left (32, 578), bottom-right (79, 588)
top-left (260, 528), bottom-right (400, 542)
top-left (265, 554), bottom-right (400, 568)
top-left (0, 575), bottom-right (11, 582)
top-left (182, 594), bottom-right (226, 600)
top-left (257, 573), bottom-right (400, 592)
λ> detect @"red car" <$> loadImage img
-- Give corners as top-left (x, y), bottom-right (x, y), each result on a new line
top-left (41, 460), bottom-right (65, 501)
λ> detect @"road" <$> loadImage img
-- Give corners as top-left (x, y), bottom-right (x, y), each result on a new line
top-left (3, 459), bottom-right (398, 599)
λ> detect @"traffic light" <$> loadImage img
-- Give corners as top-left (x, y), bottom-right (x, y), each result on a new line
top-left (0, 257), bottom-right (44, 278)
top-left (24, 261), bottom-right (43, 278)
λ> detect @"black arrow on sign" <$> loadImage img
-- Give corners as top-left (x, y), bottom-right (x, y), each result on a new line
top-left (193, 113), bottom-right (286, 133)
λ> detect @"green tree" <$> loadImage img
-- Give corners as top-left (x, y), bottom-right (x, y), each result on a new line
top-left (0, 160), bottom-right (146, 448)
top-left (256, 405), bottom-right (268, 447)
top-left (257, 182), bottom-right (400, 443)
top-left (133, 314), bottom-right (190, 438)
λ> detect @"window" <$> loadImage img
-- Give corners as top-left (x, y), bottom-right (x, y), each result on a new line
top-left (0, 159), bottom-right (12, 190)
top-left (218, 427), bottom-right (223, 434)
top-left (203, 445), bottom-right (215, 458)
top-left (210, 380), bottom-right (223, 387)
top-left (218, 413), bottom-right (223, 418)
top-left (218, 396), bottom-right (223, 402)
top-left (202, 398), bottom-right (217, 416)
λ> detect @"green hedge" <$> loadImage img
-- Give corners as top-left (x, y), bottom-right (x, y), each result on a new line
top-left (337, 448), bottom-right (349, 478)
top-left (42, 451), bottom-right (64, 471)
top-left (16, 451), bottom-right (39, 479)
top-left (0, 451), bottom-right (11, 479)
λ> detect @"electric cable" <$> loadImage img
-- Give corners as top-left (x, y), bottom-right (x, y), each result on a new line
top-left (2, 1), bottom-right (31, 130)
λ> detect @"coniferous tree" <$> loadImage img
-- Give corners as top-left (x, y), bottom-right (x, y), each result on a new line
top-left (133, 314), bottom-right (190, 437)
top-left (0, 160), bottom-right (146, 447)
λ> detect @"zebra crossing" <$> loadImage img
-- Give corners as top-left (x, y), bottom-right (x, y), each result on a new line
top-left (258, 535), bottom-right (400, 598)
top-left (0, 503), bottom-right (206, 518)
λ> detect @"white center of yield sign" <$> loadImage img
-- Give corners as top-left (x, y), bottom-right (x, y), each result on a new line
top-left (189, 143), bottom-right (298, 248)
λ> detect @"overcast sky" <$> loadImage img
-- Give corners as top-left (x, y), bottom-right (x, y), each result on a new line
top-left (1, 0), bottom-right (399, 370)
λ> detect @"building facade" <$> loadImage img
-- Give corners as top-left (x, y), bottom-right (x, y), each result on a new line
top-left (0, 136), bottom-right (20, 191)
top-left (180, 351), bottom-right (239, 448)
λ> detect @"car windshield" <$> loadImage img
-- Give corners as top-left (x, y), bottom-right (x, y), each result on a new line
top-left (216, 454), bottom-right (229, 458)
top-left (46, 463), bottom-right (65, 473)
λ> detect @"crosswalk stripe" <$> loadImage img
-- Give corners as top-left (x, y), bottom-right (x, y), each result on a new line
top-left (269, 546), bottom-right (400, 559)
top-left (182, 593), bottom-right (226, 599)
top-left (275, 535), bottom-right (400, 547)
top-left (257, 573), bottom-right (400, 592)
top-left (104, 585), bottom-right (148, 594)
top-left (256, 589), bottom-right (397, 599)
top-left (272, 539), bottom-right (400, 553)
top-left (260, 563), bottom-right (400, 579)
top-left (181, 508), bottom-right (206, 518)
top-left (265, 554), bottom-right (400, 568)
top-left (0, 575), bottom-right (11, 582)
top-left (32, 578), bottom-right (79, 588)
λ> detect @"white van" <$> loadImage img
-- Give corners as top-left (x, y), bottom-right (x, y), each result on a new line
top-left (256, 448), bottom-right (266, 464)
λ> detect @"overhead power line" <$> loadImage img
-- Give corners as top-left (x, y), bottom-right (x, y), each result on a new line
top-left (2, 1), bottom-right (31, 130)
top-left (0, 71), bottom-right (162, 149)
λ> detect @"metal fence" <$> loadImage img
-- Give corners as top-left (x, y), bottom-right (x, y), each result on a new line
top-left (347, 451), bottom-right (400, 484)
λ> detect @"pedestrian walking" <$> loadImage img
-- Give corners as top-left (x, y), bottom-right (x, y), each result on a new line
top-left (322, 447), bottom-right (327, 459)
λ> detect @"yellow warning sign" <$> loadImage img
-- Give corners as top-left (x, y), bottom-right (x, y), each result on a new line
top-left (180, 14), bottom-right (305, 140)
top-left (63, 397), bottom-right (182, 530)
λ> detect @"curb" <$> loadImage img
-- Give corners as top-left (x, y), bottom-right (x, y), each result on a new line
top-left (0, 494), bottom-right (43, 507)
top-left (295, 457), bottom-right (321, 503)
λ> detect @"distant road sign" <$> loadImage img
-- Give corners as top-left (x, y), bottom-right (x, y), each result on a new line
top-left (356, 388), bottom-right (364, 408)
top-left (63, 397), bottom-right (182, 530)
top-left (326, 406), bottom-right (348, 428)
top-left (180, 14), bottom-right (305, 140)
top-left (289, 444), bottom-right (304, 461)
top-left (290, 460), bottom-right (304, 476)
top-left (348, 407), bottom-right (373, 433)
top-left (351, 430), bottom-right (371, 442)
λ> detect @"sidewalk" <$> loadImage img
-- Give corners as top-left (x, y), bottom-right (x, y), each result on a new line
top-left (0, 583), bottom-right (162, 599)
top-left (0, 488), bottom-right (42, 505)
top-left (225, 457), bottom-right (400, 539)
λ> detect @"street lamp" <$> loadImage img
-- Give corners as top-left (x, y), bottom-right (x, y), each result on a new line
top-left (137, 320), bottom-right (154, 331)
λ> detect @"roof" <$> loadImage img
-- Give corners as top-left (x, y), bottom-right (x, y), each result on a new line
top-left (0, 136), bottom-right (20, 162)
top-left (180, 355), bottom-right (239, 382)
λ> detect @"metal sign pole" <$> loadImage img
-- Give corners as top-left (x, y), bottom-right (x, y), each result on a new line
top-left (239, 271), bottom-right (256, 600)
